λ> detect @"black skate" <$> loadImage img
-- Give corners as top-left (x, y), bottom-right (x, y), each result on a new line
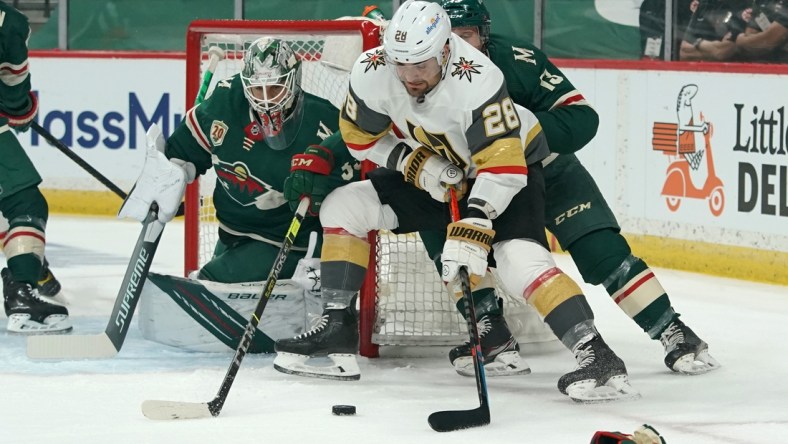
top-left (2, 268), bottom-right (71, 334)
top-left (273, 306), bottom-right (360, 381)
top-left (449, 313), bottom-right (530, 377)
top-left (37, 259), bottom-right (66, 304)
top-left (660, 318), bottom-right (719, 375)
top-left (557, 334), bottom-right (640, 403)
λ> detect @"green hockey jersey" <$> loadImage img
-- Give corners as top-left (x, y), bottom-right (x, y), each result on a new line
top-left (0, 3), bottom-right (34, 121)
top-left (165, 74), bottom-right (359, 249)
top-left (486, 34), bottom-right (599, 154)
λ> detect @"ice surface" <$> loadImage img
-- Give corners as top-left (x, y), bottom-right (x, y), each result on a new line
top-left (1, 215), bottom-right (786, 443)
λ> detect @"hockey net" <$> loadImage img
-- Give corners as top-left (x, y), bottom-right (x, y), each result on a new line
top-left (184, 19), bottom-right (554, 358)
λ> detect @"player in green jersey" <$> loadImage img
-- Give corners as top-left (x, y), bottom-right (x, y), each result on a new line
top-left (122, 37), bottom-right (360, 284)
top-left (437, 0), bottom-right (719, 377)
top-left (120, 37), bottom-right (360, 353)
top-left (1, 3), bottom-right (71, 334)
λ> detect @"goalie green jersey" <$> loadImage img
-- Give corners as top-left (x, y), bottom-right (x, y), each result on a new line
top-left (165, 74), bottom-right (360, 249)
top-left (485, 34), bottom-right (598, 154)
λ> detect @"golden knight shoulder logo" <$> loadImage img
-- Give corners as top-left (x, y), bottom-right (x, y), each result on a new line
top-left (651, 84), bottom-right (725, 216)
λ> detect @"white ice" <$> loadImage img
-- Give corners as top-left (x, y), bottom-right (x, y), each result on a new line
top-left (2, 215), bottom-right (787, 444)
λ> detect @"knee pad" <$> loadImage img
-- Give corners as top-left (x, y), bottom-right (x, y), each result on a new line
top-left (567, 228), bottom-right (631, 286)
top-left (0, 186), bottom-right (48, 260)
top-left (493, 239), bottom-right (557, 300)
top-left (320, 181), bottom-right (398, 238)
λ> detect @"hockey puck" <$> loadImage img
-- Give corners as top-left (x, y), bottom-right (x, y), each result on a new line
top-left (332, 405), bottom-right (356, 416)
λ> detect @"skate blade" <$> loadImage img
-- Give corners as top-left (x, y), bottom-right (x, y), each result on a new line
top-left (273, 352), bottom-right (361, 381)
top-left (454, 351), bottom-right (531, 377)
top-left (567, 375), bottom-right (641, 403)
top-left (672, 349), bottom-right (721, 375)
top-left (7, 314), bottom-right (72, 335)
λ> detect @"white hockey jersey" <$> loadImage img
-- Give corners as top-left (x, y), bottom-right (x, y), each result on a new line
top-left (339, 34), bottom-right (549, 216)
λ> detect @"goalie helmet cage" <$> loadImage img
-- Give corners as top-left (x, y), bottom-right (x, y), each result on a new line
top-left (183, 19), bottom-right (555, 359)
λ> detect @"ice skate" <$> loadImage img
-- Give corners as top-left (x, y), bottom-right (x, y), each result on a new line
top-left (3, 268), bottom-right (71, 334)
top-left (449, 313), bottom-right (530, 377)
top-left (273, 305), bottom-right (360, 381)
top-left (660, 318), bottom-right (720, 375)
top-left (558, 334), bottom-right (640, 403)
top-left (37, 259), bottom-right (67, 305)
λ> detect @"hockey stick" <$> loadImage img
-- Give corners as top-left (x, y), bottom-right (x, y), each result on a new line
top-left (427, 188), bottom-right (491, 432)
top-left (26, 205), bottom-right (165, 358)
top-left (141, 197), bottom-right (310, 420)
top-left (31, 120), bottom-right (129, 202)
top-left (25, 48), bottom-right (226, 359)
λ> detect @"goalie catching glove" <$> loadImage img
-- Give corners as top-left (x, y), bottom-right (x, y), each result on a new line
top-left (394, 144), bottom-right (465, 202)
top-left (284, 145), bottom-right (334, 216)
top-left (118, 124), bottom-right (196, 223)
top-left (441, 217), bottom-right (495, 289)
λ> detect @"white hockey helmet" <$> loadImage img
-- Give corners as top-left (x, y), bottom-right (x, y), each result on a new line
top-left (383, 0), bottom-right (452, 66)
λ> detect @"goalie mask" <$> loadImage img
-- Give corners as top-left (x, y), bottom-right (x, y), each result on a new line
top-left (241, 37), bottom-right (304, 151)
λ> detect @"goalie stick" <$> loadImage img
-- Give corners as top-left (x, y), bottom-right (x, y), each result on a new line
top-left (25, 46), bottom-right (226, 359)
top-left (27, 206), bottom-right (164, 359)
top-left (427, 188), bottom-right (491, 432)
top-left (141, 197), bottom-right (310, 420)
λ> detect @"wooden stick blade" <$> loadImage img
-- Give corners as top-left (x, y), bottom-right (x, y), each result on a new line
top-left (26, 333), bottom-right (118, 360)
top-left (141, 400), bottom-right (214, 421)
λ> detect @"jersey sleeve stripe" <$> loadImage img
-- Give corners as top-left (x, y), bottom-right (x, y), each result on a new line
top-left (471, 137), bottom-right (527, 173)
top-left (550, 91), bottom-right (589, 109)
top-left (339, 115), bottom-right (390, 152)
top-left (185, 107), bottom-right (212, 153)
top-left (0, 60), bottom-right (29, 87)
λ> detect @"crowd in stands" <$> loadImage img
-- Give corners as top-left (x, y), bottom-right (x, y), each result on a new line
top-left (641, 0), bottom-right (788, 62)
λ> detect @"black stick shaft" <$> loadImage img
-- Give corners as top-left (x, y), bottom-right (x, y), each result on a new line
top-left (207, 197), bottom-right (310, 416)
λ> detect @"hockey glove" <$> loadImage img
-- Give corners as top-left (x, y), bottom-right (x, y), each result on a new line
top-left (398, 146), bottom-right (464, 202)
top-left (284, 144), bottom-right (334, 216)
top-left (0, 92), bottom-right (38, 132)
top-left (118, 124), bottom-right (196, 223)
top-left (590, 424), bottom-right (666, 444)
top-left (441, 217), bottom-right (495, 289)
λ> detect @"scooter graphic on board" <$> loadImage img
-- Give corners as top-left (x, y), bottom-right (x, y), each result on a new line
top-left (651, 84), bottom-right (724, 216)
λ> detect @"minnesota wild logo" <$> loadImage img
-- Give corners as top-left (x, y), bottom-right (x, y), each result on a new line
top-left (214, 159), bottom-right (285, 210)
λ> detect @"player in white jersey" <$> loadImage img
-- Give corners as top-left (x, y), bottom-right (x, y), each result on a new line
top-left (273, 0), bottom-right (638, 402)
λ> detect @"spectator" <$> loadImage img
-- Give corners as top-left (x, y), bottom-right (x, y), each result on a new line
top-left (735, 0), bottom-right (788, 62)
top-left (640, 0), bottom-right (697, 59)
top-left (680, 0), bottom-right (753, 61)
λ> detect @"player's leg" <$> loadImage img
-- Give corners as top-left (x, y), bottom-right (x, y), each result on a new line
top-left (197, 230), bottom-right (306, 283)
top-left (420, 231), bottom-right (529, 377)
top-left (0, 130), bottom-right (70, 333)
top-left (274, 171), bottom-right (449, 380)
top-left (545, 154), bottom-right (718, 374)
top-left (495, 162), bottom-right (637, 402)
top-left (2, 215), bottom-right (63, 302)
